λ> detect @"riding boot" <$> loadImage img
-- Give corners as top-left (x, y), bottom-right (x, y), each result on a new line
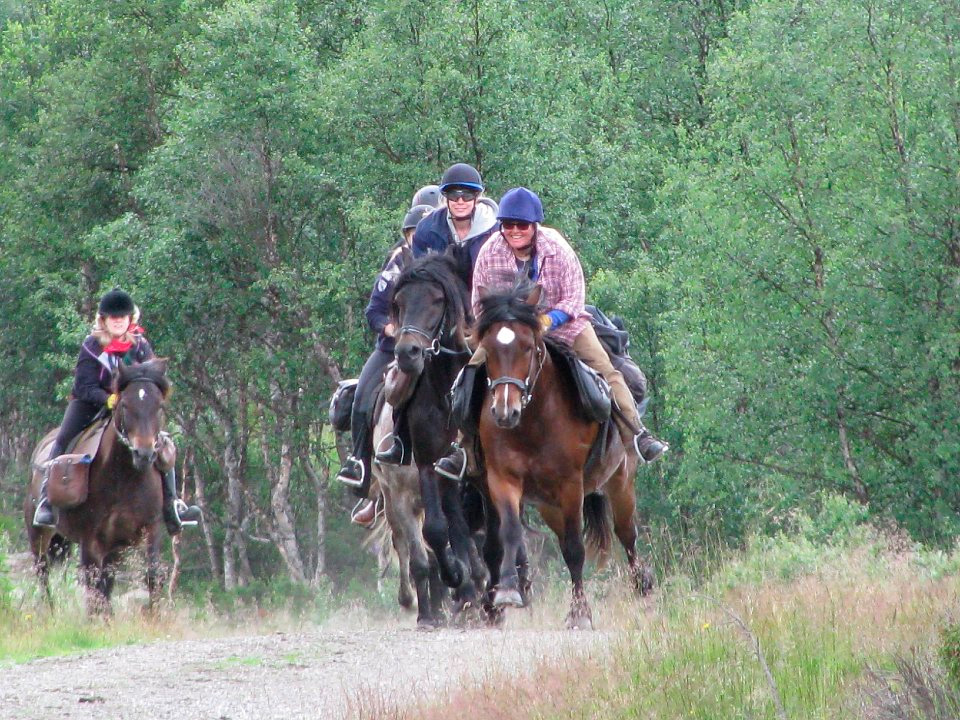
top-left (161, 468), bottom-right (202, 536)
top-left (374, 411), bottom-right (411, 466)
top-left (625, 421), bottom-right (668, 464)
top-left (374, 436), bottom-right (405, 465)
top-left (33, 441), bottom-right (65, 528)
top-left (435, 434), bottom-right (479, 481)
top-left (336, 454), bottom-right (372, 498)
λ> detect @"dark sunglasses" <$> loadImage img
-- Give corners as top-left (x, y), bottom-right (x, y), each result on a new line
top-left (500, 220), bottom-right (532, 231)
top-left (443, 188), bottom-right (479, 201)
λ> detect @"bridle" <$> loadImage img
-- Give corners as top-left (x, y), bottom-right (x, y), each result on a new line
top-left (487, 337), bottom-right (545, 410)
top-left (396, 287), bottom-right (471, 357)
top-left (112, 379), bottom-right (164, 462)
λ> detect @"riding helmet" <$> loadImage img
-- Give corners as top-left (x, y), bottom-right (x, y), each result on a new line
top-left (497, 187), bottom-right (544, 224)
top-left (98, 288), bottom-right (135, 317)
top-left (439, 163), bottom-right (484, 192)
top-left (411, 185), bottom-right (443, 208)
top-left (403, 204), bottom-right (434, 232)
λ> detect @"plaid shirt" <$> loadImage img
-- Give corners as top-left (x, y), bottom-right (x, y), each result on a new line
top-left (472, 226), bottom-right (590, 346)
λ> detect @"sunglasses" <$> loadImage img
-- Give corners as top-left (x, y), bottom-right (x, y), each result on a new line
top-left (500, 220), bottom-right (532, 231)
top-left (443, 189), bottom-right (479, 201)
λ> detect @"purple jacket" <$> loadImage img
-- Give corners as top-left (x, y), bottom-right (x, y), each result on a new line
top-left (72, 335), bottom-right (154, 406)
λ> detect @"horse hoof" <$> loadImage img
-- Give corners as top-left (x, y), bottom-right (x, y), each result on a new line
top-left (416, 618), bottom-right (439, 631)
top-left (565, 614), bottom-right (593, 631)
top-left (493, 588), bottom-right (524, 608)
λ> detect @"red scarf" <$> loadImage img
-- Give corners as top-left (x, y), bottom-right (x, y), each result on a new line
top-left (104, 324), bottom-right (144, 355)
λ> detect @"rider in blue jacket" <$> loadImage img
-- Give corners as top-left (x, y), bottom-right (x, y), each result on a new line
top-left (336, 205), bottom-right (436, 499)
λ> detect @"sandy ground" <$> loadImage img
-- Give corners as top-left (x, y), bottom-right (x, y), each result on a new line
top-left (0, 624), bottom-right (611, 719)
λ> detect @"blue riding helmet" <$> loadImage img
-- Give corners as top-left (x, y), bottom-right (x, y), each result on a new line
top-left (497, 187), bottom-right (544, 224)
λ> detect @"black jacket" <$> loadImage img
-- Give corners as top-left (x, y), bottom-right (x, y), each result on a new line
top-left (71, 334), bottom-right (154, 406)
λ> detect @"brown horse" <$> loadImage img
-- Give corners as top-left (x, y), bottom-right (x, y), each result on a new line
top-left (476, 284), bottom-right (652, 629)
top-left (24, 359), bottom-right (173, 613)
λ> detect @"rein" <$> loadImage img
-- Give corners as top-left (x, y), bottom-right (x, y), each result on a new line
top-left (487, 339), bottom-right (545, 410)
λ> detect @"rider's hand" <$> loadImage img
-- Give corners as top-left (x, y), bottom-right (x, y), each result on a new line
top-left (384, 323), bottom-right (396, 338)
top-left (538, 314), bottom-right (553, 333)
top-left (106, 393), bottom-right (119, 411)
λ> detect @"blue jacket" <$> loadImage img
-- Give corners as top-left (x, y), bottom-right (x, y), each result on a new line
top-left (72, 334), bottom-right (154, 406)
top-left (411, 202), bottom-right (498, 284)
top-left (365, 244), bottom-right (412, 353)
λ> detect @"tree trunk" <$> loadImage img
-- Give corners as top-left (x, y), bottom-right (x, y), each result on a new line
top-left (304, 455), bottom-right (328, 584)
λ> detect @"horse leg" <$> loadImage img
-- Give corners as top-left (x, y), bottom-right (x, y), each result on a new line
top-left (418, 467), bottom-right (464, 591)
top-left (606, 462), bottom-right (654, 594)
top-left (543, 498), bottom-right (592, 630)
top-left (381, 485), bottom-right (414, 611)
top-left (29, 528), bottom-right (54, 607)
top-left (145, 524), bottom-right (165, 611)
top-left (516, 530), bottom-right (533, 607)
top-left (439, 478), bottom-right (481, 609)
top-left (488, 475), bottom-right (524, 609)
top-left (79, 545), bottom-right (108, 616)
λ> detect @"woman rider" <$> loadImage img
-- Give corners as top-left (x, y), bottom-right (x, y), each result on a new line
top-left (434, 187), bottom-right (668, 480)
top-left (335, 204), bottom-right (436, 512)
top-left (33, 288), bottom-right (202, 535)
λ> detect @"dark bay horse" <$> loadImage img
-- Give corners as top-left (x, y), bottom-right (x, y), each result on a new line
top-left (390, 250), bottom-right (489, 619)
top-left (476, 284), bottom-right (652, 629)
top-left (24, 359), bottom-right (173, 613)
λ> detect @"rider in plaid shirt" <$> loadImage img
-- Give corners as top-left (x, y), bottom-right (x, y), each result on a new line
top-left (435, 187), bottom-right (668, 481)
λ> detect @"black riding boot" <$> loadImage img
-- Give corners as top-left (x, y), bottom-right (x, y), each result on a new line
top-left (161, 468), bottom-right (202, 536)
top-left (33, 441), bottom-right (65, 528)
top-left (374, 411), bottom-right (411, 466)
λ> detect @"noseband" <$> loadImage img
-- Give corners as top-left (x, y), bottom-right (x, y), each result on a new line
top-left (487, 341), bottom-right (545, 410)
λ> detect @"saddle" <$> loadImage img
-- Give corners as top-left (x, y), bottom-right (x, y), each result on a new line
top-left (586, 305), bottom-right (648, 415)
top-left (42, 415), bottom-right (111, 509)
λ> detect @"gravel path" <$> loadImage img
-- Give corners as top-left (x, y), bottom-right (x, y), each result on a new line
top-left (0, 625), bottom-right (611, 719)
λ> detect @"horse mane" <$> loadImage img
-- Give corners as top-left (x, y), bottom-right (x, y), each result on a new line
top-left (118, 359), bottom-right (171, 397)
top-left (394, 251), bottom-right (472, 328)
top-left (476, 279), bottom-right (541, 339)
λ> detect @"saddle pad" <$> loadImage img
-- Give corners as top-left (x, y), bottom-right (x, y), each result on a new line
top-left (329, 378), bottom-right (359, 432)
top-left (67, 415), bottom-right (111, 458)
top-left (47, 453), bottom-right (93, 509)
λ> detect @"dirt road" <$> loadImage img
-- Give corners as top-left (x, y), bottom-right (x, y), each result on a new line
top-left (0, 624), bottom-right (610, 719)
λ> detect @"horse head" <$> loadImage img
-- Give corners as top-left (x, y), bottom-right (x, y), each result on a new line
top-left (112, 359), bottom-right (171, 472)
top-left (391, 251), bottom-right (470, 377)
top-left (477, 281), bottom-right (545, 429)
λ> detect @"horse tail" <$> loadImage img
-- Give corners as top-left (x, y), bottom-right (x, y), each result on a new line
top-left (361, 511), bottom-right (394, 576)
top-left (582, 492), bottom-right (612, 568)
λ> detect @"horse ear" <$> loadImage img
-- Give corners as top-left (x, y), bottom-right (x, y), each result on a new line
top-left (525, 284), bottom-right (543, 306)
top-left (151, 357), bottom-right (169, 375)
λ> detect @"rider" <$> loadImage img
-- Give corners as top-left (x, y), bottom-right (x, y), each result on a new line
top-left (411, 184), bottom-right (443, 209)
top-left (375, 164), bottom-right (499, 468)
top-left (335, 204), bottom-right (436, 504)
top-left (33, 288), bottom-right (202, 535)
top-left (434, 187), bottom-right (668, 480)
top-left (410, 162), bottom-right (498, 280)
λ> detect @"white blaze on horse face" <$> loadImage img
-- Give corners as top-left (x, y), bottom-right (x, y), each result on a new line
top-left (496, 327), bottom-right (515, 345)
top-left (138, 388), bottom-right (146, 401)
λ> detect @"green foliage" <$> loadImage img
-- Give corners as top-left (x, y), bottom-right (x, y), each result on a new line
top-left (940, 622), bottom-right (960, 688)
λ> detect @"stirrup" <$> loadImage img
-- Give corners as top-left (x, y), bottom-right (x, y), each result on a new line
top-left (434, 445), bottom-right (467, 482)
top-left (336, 456), bottom-right (365, 488)
top-left (374, 433), bottom-right (407, 465)
top-left (174, 499), bottom-right (201, 527)
top-left (32, 499), bottom-right (56, 529)
top-left (632, 432), bottom-right (668, 464)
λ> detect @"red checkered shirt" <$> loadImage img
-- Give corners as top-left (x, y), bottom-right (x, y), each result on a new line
top-left (472, 226), bottom-right (590, 346)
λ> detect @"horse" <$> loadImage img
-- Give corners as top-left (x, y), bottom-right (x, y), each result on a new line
top-left (369, 394), bottom-right (447, 627)
top-left (24, 359), bottom-right (173, 614)
top-left (390, 250), bottom-right (489, 613)
top-left (475, 283), bottom-right (653, 629)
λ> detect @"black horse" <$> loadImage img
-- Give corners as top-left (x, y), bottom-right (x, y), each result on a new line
top-left (390, 249), bottom-right (489, 617)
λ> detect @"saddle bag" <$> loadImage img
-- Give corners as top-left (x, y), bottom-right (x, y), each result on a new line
top-left (329, 379), bottom-right (359, 432)
top-left (47, 453), bottom-right (93, 509)
top-left (450, 363), bottom-right (488, 435)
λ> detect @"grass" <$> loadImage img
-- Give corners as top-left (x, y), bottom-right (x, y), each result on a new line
top-left (359, 509), bottom-right (960, 720)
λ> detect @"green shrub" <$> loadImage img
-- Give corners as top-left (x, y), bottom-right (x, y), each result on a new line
top-left (940, 621), bottom-right (960, 687)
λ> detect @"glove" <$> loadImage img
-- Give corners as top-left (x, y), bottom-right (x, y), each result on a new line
top-left (539, 314), bottom-right (553, 333)
top-left (106, 393), bottom-right (119, 411)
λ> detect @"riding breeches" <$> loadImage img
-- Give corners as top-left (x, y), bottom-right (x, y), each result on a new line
top-left (50, 399), bottom-right (101, 459)
top-left (572, 324), bottom-right (642, 433)
top-left (350, 348), bottom-right (394, 461)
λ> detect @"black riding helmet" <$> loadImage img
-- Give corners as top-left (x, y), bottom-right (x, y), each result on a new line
top-left (403, 204), bottom-right (434, 232)
top-left (99, 288), bottom-right (135, 317)
top-left (439, 163), bottom-right (483, 192)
